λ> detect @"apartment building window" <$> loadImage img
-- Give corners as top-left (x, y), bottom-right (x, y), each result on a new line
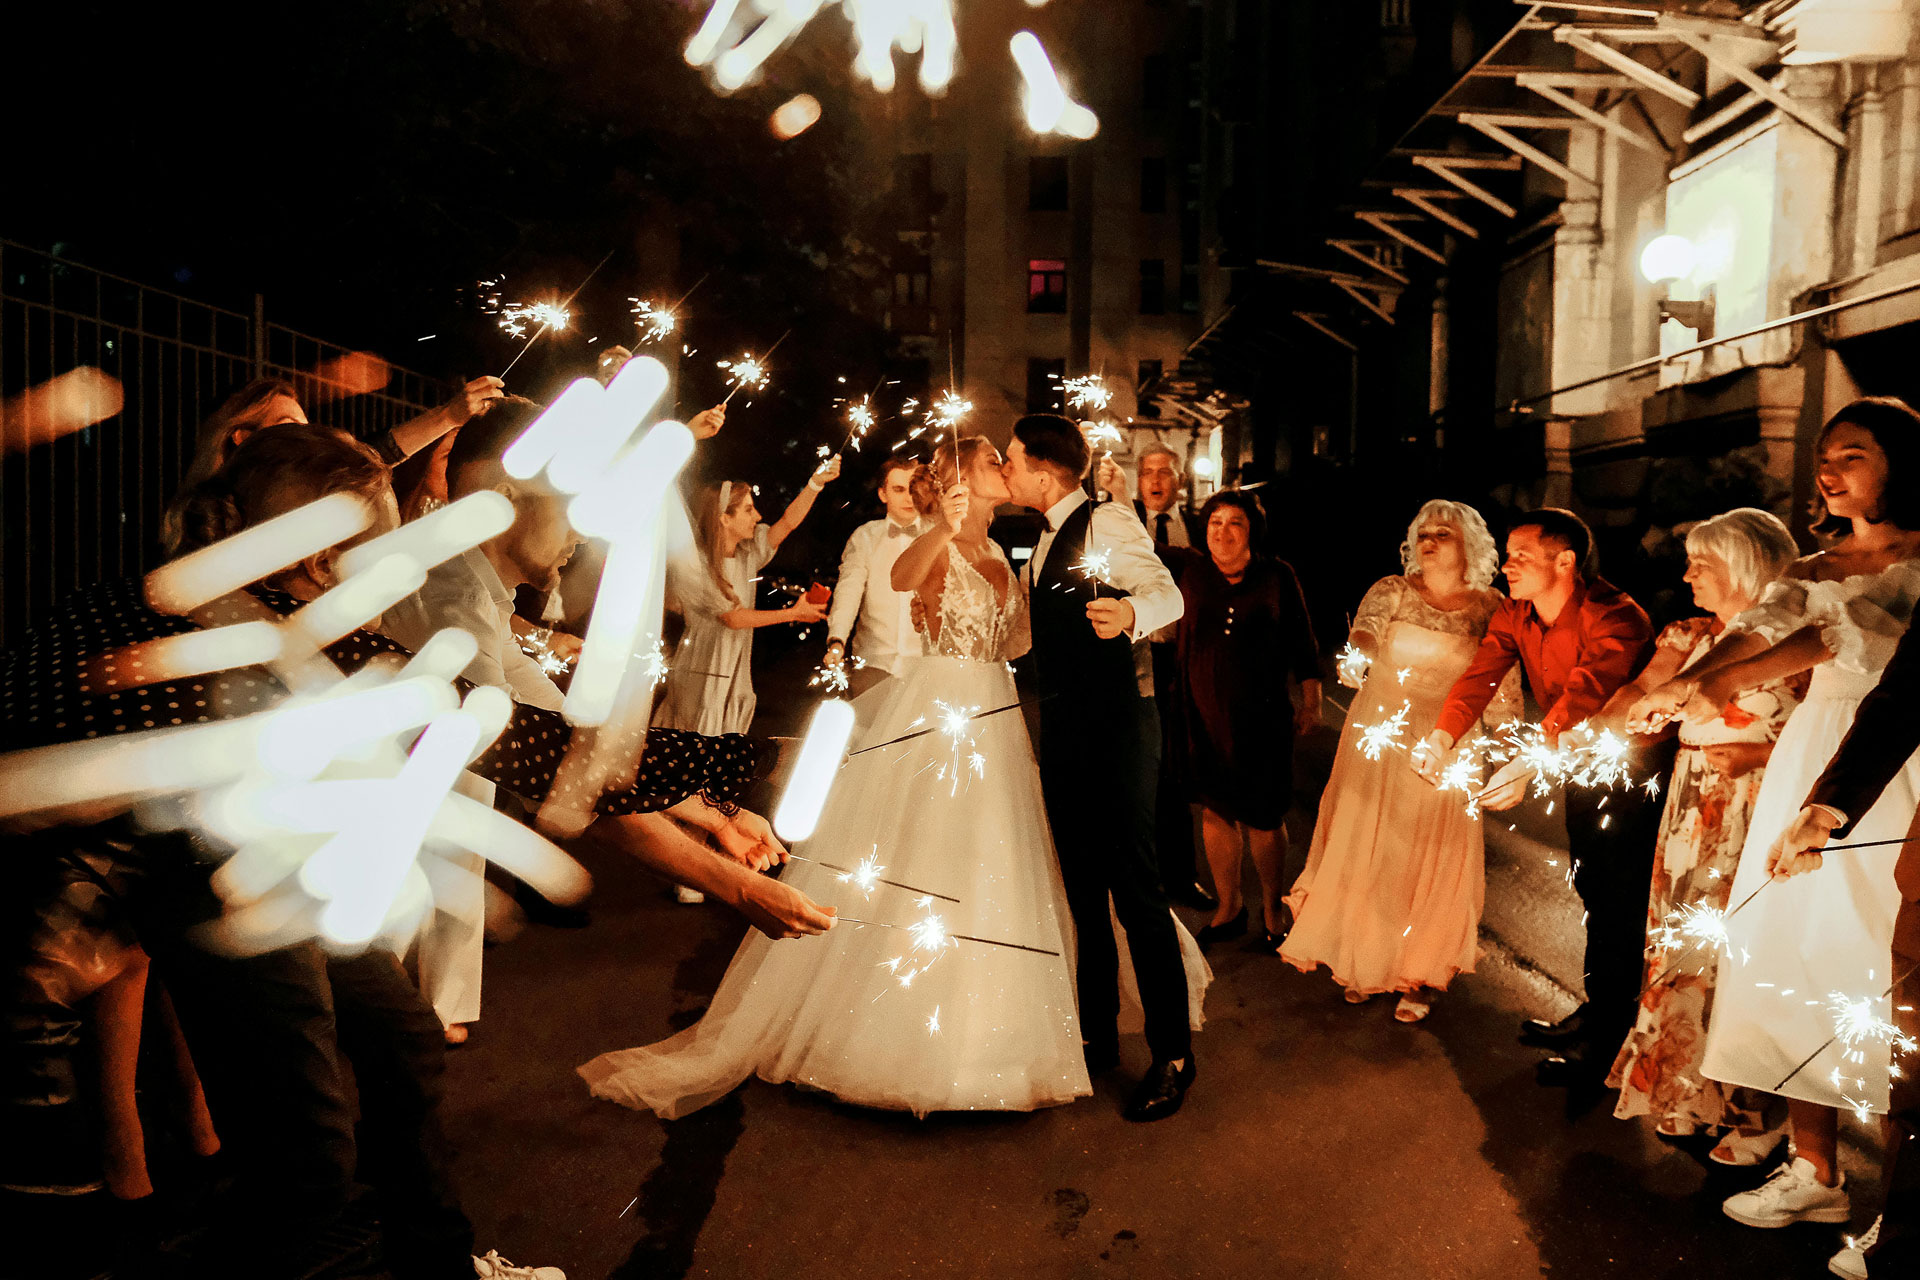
top-left (896, 151), bottom-right (934, 224)
top-left (1027, 259), bottom-right (1068, 313)
top-left (1026, 358), bottom-right (1066, 412)
top-left (1380, 0), bottom-right (1414, 28)
top-left (1140, 157), bottom-right (1167, 214)
top-left (1029, 156), bottom-right (1069, 211)
top-left (1139, 259), bottom-right (1166, 315)
top-left (1142, 54), bottom-right (1169, 111)
top-left (1136, 359), bottom-right (1163, 417)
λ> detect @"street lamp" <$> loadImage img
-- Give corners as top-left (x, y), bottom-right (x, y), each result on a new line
top-left (1638, 233), bottom-right (1715, 339)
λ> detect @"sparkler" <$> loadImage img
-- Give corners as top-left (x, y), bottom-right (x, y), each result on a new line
top-left (841, 397), bottom-right (877, 452)
top-left (1334, 642), bottom-right (1372, 689)
top-left (809, 653), bottom-right (866, 695)
top-left (844, 694), bottom-right (1045, 757)
top-left (927, 388), bottom-right (973, 433)
top-left (1355, 701), bottom-right (1412, 762)
top-left (785, 847), bottom-right (960, 904)
top-left (1073, 547), bottom-right (1112, 595)
top-left (835, 909), bottom-right (1063, 958)
top-left (518, 627), bottom-right (574, 678)
top-left (718, 353), bottom-right (769, 405)
top-left (496, 301), bottom-right (570, 340)
top-left (930, 698), bottom-right (987, 795)
top-left (631, 299), bottom-right (677, 344)
top-left (1769, 958), bottom-right (1920, 1100)
top-left (1063, 374), bottom-right (1113, 415)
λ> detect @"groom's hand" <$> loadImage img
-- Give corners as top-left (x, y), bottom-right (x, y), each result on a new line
top-left (1086, 597), bottom-right (1134, 640)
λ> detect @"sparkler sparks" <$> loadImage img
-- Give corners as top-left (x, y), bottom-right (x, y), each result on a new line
top-left (496, 300), bottom-right (571, 340)
top-left (519, 628), bottom-right (573, 677)
top-left (1355, 701), bottom-right (1412, 762)
top-left (1063, 374), bottom-right (1113, 415)
top-left (842, 397), bottom-right (877, 451)
top-left (1334, 642), bottom-right (1371, 689)
top-left (927, 699), bottom-right (987, 795)
top-left (1073, 547), bottom-right (1112, 591)
top-left (927, 388), bottom-right (973, 432)
top-left (809, 653), bottom-right (865, 695)
top-left (630, 299), bottom-right (677, 344)
top-left (1081, 421), bottom-right (1124, 452)
top-left (719, 352), bottom-right (770, 404)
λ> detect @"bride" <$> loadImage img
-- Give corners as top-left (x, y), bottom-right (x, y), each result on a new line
top-left (579, 436), bottom-right (1205, 1118)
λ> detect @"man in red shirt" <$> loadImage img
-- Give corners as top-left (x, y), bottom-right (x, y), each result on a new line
top-left (1412, 509), bottom-right (1661, 1088)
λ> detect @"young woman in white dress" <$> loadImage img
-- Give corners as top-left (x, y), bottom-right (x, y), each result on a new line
top-left (1632, 398), bottom-right (1920, 1229)
top-left (580, 438), bottom-right (1205, 1118)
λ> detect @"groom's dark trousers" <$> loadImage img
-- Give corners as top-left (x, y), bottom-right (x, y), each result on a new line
top-left (1029, 500), bottom-right (1192, 1066)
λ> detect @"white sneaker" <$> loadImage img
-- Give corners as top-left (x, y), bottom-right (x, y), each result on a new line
top-left (1722, 1157), bottom-right (1851, 1228)
top-left (473, 1249), bottom-right (566, 1280)
top-left (675, 885), bottom-right (706, 904)
top-left (1828, 1215), bottom-right (1880, 1280)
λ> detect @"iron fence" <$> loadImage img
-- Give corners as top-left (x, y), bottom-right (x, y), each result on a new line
top-left (0, 240), bottom-right (448, 646)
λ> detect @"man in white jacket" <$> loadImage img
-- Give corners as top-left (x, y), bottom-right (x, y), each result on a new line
top-left (823, 456), bottom-right (929, 697)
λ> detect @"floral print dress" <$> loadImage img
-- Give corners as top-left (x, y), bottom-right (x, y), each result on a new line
top-left (1606, 617), bottom-right (1804, 1132)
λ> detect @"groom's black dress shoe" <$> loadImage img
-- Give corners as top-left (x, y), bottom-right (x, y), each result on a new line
top-left (1123, 1057), bottom-right (1195, 1122)
top-left (1519, 1004), bottom-right (1590, 1049)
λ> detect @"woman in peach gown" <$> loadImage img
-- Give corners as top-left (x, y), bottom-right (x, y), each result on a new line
top-left (1282, 500), bottom-right (1516, 1022)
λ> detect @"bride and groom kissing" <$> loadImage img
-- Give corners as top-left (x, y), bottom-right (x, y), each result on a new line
top-left (580, 413), bottom-right (1206, 1123)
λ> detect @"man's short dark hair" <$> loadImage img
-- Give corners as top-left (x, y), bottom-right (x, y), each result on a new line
top-left (1512, 507), bottom-right (1593, 574)
top-left (1011, 413), bottom-right (1089, 485)
top-left (445, 395), bottom-right (547, 495)
top-left (879, 455), bottom-right (920, 484)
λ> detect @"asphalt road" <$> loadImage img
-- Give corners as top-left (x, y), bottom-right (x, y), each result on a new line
top-left (439, 657), bottom-right (1882, 1280)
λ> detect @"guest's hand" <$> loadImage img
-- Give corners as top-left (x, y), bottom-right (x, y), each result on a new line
top-left (738, 875), bottom-right (837, 939)
top-left (1097, 456), bottom-right (1128, 501)
top-left (1086, 597), bottom-right (1136, 640)
top-left (812, 454), bottom-right (843, 487)
top-left (446, 375), bottom-right (506, 423)
top-left (823, 639), bottom-right (846, 670)
top-left (1680, 674), bottom-right (1733, 729)
top-left (715, 808), bottom-right (788, 871)
top-left (544, 628), bottom-right (583, 662)
top-left (942, 482), bottom-right (970, 534)
top-left (688, 404), bottom-right (726, 440)
top-left (1477, 758), bottom-right (1535, 811)
top-left (1293, 679), bottom-right (1324, 736)
top-left (1702, 741), bottom-right (1771, 781)
top-left (1767, 805), bottom-right (1839, 880)
top-left (787, 600), bottom-right (829, 625)
top-left (1627, 681), bottom-right (1694, 734)
top-left (1410, 730), bottom-right (1454, 786)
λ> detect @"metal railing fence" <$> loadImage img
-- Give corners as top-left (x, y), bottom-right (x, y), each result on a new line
top-left (0, 240), bottom-right (447, 646)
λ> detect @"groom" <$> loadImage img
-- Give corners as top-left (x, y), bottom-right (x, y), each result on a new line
top-left (1003, 413), bottom-right (1195, 1121)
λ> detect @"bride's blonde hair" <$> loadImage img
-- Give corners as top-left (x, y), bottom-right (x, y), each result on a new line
top-left (910, 435), bottom-right (993, 518)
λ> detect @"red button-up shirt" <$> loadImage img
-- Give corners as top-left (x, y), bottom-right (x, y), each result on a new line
top-left (1435, 575), bottom-right (1653, 745)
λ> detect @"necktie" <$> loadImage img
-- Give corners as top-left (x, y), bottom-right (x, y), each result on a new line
top-left (1155, 512), bottom-right (1170, 547)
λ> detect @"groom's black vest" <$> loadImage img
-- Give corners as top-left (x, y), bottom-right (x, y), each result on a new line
top-left (1029, 499), bottom-right (1141, 707)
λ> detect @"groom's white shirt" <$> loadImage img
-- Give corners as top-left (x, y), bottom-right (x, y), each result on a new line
top-left (1028, 490), bottom-right (1184, 695)
top-left (826, 514), bottom-right (927, 675)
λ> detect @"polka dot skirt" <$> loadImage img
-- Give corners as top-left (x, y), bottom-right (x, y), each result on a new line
top-left (1, 578), bottom-right (763, 814)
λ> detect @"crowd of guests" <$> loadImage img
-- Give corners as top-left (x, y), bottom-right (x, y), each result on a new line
top-left (5, 348), bottom-right (1918, 1278)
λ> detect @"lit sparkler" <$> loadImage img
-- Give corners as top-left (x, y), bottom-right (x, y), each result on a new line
top-left (1334, 642), bottom-right (1371, 689)
top-left (1074, 547), bottom-right (1112, 594)
top-left (497, 300), bottom-right (571, 340)
top-left (718, 352), bottom-right (770, 404)
top-left (927, 388), bottom-right (973, 433)
top-left (631, 299), bottom-right (677, 344)
top-left (1355, 701), bottom-right (1412, 762)
top-left (929, 698), bottom-right (987, 795)
top-left (842, 397), bottom-right (877, 452)
top-left (1063, 374), bottom-right (1113, 415)
top-left (809, 653), bottom-right (865, 695)
top-left (519, 628), bottom-right (574, 677)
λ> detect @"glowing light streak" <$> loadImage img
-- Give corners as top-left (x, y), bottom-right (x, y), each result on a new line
top-left (337, 491), bottom-right (514, 580)
top-left (773, 698), bottom-right (859, 841)
top-left (1010, 30), bottom-right (1099, 139)
top-left (146, 493), bottom-right (371, 615)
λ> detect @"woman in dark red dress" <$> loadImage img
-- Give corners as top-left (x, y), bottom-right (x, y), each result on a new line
top-left (1173, 490), bottom-right (1321, 950)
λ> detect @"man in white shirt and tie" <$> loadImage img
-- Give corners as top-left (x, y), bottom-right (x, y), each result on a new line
top-left (1099, 444), bottom-right (1213, 909)
top-left (823, 456), bottom-right (928, 697)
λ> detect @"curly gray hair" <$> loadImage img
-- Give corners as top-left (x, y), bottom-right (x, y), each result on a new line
top-left (1400, 499), bottom-right (1500, 589)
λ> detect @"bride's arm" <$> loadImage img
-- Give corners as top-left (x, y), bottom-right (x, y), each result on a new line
top-left (890, 482), bottom-right (968, 592)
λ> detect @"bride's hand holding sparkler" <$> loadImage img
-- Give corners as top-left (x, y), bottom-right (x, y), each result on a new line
top-left (1410, 729), bottom-right (1454, 786)
top-left (941, 481), bottom-right (970, 534)
top-left (1477, 757), bottom-right (1536, 811)
top-left (1767, 804), bottom-right (1840, 880)
top-left (688, 404), bottom-right (726, 440)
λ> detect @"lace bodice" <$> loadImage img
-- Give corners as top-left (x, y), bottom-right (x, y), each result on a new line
top-left (1348, 575), bottom-right (1520, 725)
top-left (1351, 574), bottom-right (1502, 640)
top-left (1730, 558), bottom-right (1920, 676)
top-left (916, 544), bottom-right (1028, 663)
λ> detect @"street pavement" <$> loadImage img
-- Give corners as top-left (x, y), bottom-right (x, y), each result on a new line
top-left (440, 654), bottom-right (1883, 1280)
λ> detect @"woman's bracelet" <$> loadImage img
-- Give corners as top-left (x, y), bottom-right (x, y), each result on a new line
top-left (806, 478), bottom-right (825, 492)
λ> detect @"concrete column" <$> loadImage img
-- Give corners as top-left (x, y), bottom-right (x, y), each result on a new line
top-left (1761, 66), bottom-right (1843, 367)
top-left (1886, 58), bottom-right (1920, 234)
top-left (1429, 277), bottom-right (1450, 422)
top-left (1542, 416), bottom-right (1574, 507)
top-left (1845, 65), bottom-right (1888, 277)
top-left (1549, 127), bottom-right (1614, 418)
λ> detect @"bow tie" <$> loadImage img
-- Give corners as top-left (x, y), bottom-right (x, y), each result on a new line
top-left (886, 523), bottom-right (916, 538)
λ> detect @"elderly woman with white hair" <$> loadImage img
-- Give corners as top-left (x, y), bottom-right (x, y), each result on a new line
top-left (1594, 507), bottom-right (1802, 1156)
top-left (1281, 498), bottom-right (1515, 1022)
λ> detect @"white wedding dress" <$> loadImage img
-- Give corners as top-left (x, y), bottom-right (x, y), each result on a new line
top-left (580, 543), bottom-right (1208, 1118)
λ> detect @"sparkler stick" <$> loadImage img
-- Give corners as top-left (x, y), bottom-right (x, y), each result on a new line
top-left (718, 329), bottom-right (792, 405)
top-left (832, 915), bottom-right (1062, 957)
top-left (497, 248), bottom-right (616, 378)
top-left (844, 694), bottom-right (1052, 757)
top-left (1770, 958), bottom-right (1920, 1096)
top-left (784, 852), bottom-right (960, 904)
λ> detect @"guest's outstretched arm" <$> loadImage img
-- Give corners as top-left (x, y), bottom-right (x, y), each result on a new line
top-left (1430, 607), bottom-right (1522, 746)
top-left (768, 454), bottom-right (840, 553)
top-left (1542, 607), bottom-right (1652, 740)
